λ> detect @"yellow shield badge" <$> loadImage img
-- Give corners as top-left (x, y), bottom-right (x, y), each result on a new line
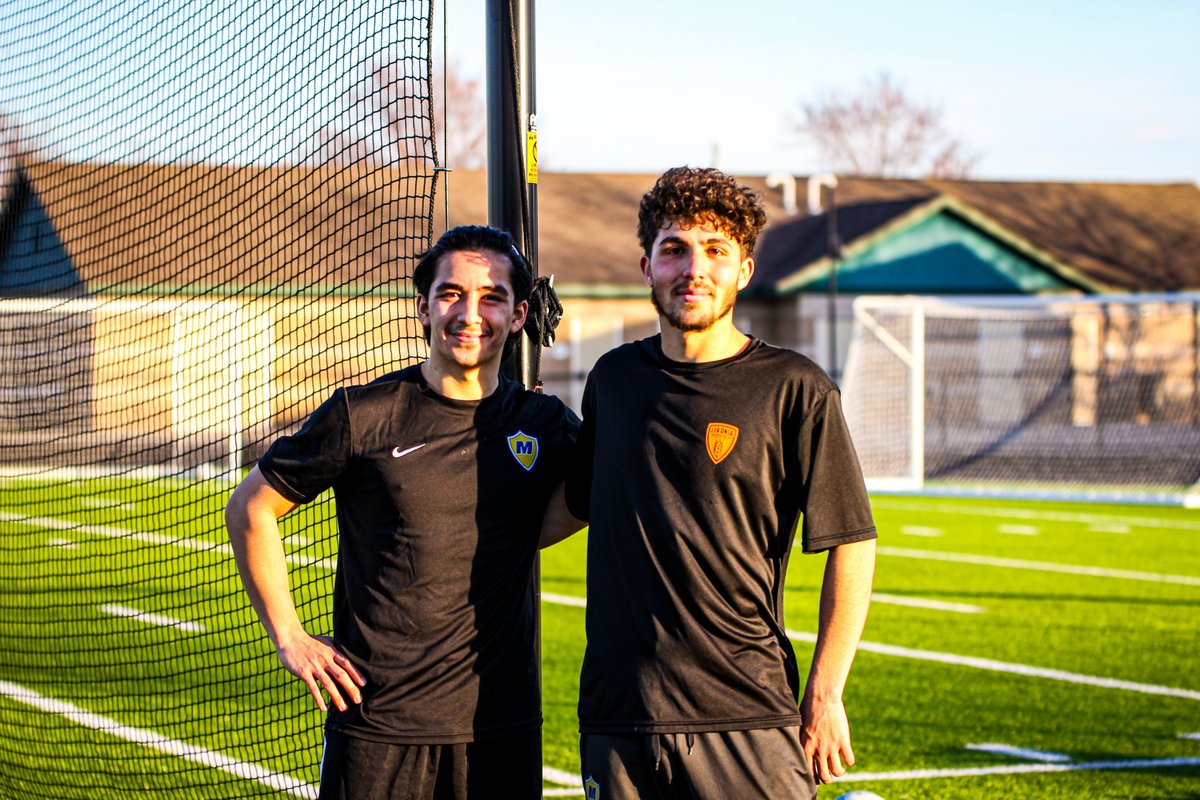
top-left (705, 422), bottom-right (739, 465)
top-left (507, 431), bottom-right (539, 471)
top-left (584, 776), bottom-right (600, 800)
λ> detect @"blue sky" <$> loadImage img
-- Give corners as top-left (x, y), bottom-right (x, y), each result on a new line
top-left (2, 0), bottom-right (1195, 184)
top-left (444, 0), bottom-right (1200, 182)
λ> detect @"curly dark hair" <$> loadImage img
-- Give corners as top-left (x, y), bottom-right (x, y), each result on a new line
top-left (637, 166), bottom-right (768, 257)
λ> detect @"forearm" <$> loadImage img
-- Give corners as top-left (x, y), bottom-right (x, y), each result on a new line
top-left (805, 537), bottom-right (876, 702)
top-left (225, 471), bottom-right (305, 648)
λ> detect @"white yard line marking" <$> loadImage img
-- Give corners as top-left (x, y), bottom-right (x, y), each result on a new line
top-left (541, 592), bottom-right (587, 608)
top-left (1180, 732), bottom-right (1200, 741)
top-left (1089, 524), bottom-right (1130, 534)
top-left (48, 538), bottom-right (78, 549)
top-left (871, 593), bottom-right (985, 614)
top-left (899, 525), bottom-right (944, 537)
top-left (543, 766), bottom-right (583, 786)
top-left (100, 604), bottom-right (205, 633)
top-left (839, 756), bottom-right (1200, 783)
top-left (2, 511), bottom-right (336, 571)
top-left (544, 594), bottom-right (1198, 701)
top-left (965, 743), bottom-right (1072, 762)
top-left (786, 629), bottom-right (1200, 702)
top-left (0, 681), bottom-right (317, 798)
top-left (871, 499), bottom-right (1200, 532)
top-left (997, 524), bottom-right (1039, 536)
top-left (877, 545), bottom-right (1200, 586)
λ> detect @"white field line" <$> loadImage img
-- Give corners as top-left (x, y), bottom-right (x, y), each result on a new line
top-left (0, 681), bottom-right (317, 798)
top-left (785, 629), bottom-right (1200, 702)
top-left (877, 545), bottom-right (1200, 586)
top-left (870, 593), bottom-right (984, 614)
top-left (0, 511), bottom-right (336, 571)
top-left (541, 592), bottom-right (587, 608)
top-left (1089, 524), bottom-right (1131, 534)
top-left (541, 594), bottom-right (1200, 701)
top-left (870, 499), bottom-right (1200, 531)
top-left (965, 743), bottom-right (1071, 762)
top-left (899, 525), bottom-right (944, 537)
top-left (1181, 733), bottom-right (1200, 741)
top-left (99, 604), bottom-right (205, 633)
top-left (543, 766), bottom-right (583, 786)
top-left (839, 756), bottom-right (1200, 783)
top-left (997, 524), bottom-right (1039, 536)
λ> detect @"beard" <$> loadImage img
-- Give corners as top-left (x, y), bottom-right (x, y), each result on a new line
top-left (649, 280), bottom-right (736, 333)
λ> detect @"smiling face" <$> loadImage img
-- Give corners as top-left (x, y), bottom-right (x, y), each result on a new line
top-left (416, 248), bottom-right (528, 379)
top-left (641, 220), bottom-right (754, 333)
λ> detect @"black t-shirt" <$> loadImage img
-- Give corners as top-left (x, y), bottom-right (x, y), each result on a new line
top-left (259, 366), bottom-right (579, 744)
top-left (567, 336), bottom-right (876, 734)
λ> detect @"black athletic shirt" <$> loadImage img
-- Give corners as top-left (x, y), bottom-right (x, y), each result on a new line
top-left (258, 366), bottom-right (579, 744)
top-left (567, 336), bottom-right (876, 734)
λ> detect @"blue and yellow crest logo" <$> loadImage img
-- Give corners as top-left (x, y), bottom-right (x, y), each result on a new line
top-left (584, 776), bottom-right (600, 800)
top-left (507, 431), bottom-right (539, 471)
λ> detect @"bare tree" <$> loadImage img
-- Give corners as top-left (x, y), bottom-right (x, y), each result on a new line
top-left (793, 72), bottom-right (978, 179)
top-left (315, 58), bottom-right (485, 170)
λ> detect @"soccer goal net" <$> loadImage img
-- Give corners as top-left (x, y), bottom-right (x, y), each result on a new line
top-left (842, 294), bottom-right (1200, 504)
top-left (0, 1), bottom-right (437, 797)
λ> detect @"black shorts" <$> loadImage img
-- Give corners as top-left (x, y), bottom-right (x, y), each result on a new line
top-left (580, 727), bottom-right (816, 800)
top-left (318, 728), bottom-right (541, 800)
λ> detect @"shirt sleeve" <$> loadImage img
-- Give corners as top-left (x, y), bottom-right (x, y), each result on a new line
top-left (564, 374), bottom-right (595, 521)
top-left (798, 388), bottom-right (877, 553)
top-left (257, 388), bottom-right (354, 504)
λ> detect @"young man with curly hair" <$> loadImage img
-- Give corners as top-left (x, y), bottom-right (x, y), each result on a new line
top-left (568, 167), bottom-right (877, 798)
top-left (227, 225), bottom-right (580, 800)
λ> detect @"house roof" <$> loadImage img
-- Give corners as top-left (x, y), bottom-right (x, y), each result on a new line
top-left (5, 159), bottom-right (1199, 297)
top-left (751, 193), bottom-right (1109, 295)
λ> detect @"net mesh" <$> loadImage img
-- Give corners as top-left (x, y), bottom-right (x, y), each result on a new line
top-left (844, 295), bottom-right (1200, 503)
top-left (0, 1), bottom-right (435, 796)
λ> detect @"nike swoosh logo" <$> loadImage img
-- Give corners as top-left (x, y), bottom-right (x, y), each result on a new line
top-left (391, 444), bottom-right (427, 458)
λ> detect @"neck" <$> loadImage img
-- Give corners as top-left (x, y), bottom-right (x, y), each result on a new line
top-left (420, 359), bottom-right (500, 400)
top-left (658, 318), bottom-right (750, 363)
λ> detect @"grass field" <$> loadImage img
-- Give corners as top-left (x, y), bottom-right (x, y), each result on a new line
top-left (1, 478), bottom-right (1198, 798)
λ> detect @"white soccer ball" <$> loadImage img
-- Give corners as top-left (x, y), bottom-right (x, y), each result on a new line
top-left (834, 792), bottom-right (885, 800)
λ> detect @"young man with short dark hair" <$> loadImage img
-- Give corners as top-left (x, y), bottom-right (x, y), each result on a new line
top-left (569, 167), bottom-right (877, 798)
top-left (227, 225), bottom-right (579, 800)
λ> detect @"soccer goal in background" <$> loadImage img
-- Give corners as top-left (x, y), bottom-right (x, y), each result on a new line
top-left (842, 293), bottom-right (1200, 505)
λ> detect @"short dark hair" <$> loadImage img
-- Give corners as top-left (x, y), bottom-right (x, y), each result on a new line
top-left (412, 225), bottom-right (534, 360)
top-left (413, 225), bottom-right (534, 303)
top-left (637, 166), bottom-right (768, 257)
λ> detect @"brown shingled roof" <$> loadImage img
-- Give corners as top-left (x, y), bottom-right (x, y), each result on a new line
top-left (10, 160), bottom-right (1200, 296)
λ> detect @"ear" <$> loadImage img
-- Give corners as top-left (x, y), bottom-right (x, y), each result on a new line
top-left (416, 294), bottom-right (430, 326)
top-left (640, 254), bottom-right (653, 286)
top-left (737, 257), bottom-right (755, 291)
top-left (509, 299), bottom-right (529, 334)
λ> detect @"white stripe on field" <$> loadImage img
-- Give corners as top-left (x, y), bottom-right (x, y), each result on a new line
top-left (1089, 524), bottom-right (1130, 534)
top-left (1180, 732), bottom-right (1200, 741)
top-left (899, 525), bottom-right (944, 537)
top-left (543, 766), bottom-right (583, 786)
top-left (0, 681), bottom-right (317, 798)
top-left (870, 499), bottom-right (1200, 531)
top-left (997, 524), bottom-right (1039, 536)
top-left (965, 742), bottom-right (1072, 762)
top-left (871, 593), bottom-right (984, 614)
top-left (838, 756), bottom-right (1200, 783)
top-left (1, 511), bottom-right (336, 571)
top-left (99, 604), bottom-right (205, 633)
top-left (877, 545), bottom-right (1200, 586)
top-left (541, 592), bottom-right (587, 608)
top-left (785, 629), bottom-right (1200, 702)
top-left (543, 594), bottom-right (1198, 701)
